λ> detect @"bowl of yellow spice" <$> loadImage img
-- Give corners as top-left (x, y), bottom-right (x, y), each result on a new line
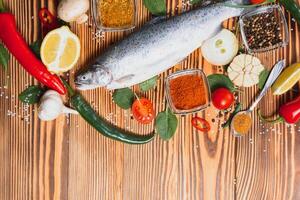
top-left (92, 0), bottom-right (136, 31)
top-left (231, 111), bottom-right (252, 136)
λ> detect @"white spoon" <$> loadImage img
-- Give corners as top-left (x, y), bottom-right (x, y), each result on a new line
top-left (231, 59), bottom-right (285, 137)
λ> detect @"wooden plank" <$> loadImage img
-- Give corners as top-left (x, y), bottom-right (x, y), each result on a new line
top-left (0, 1), bottom-right (69, 200)
top-left (0, 0), bottom-right (299, 200)
top-left (67, 1), bottom-right (236, 199)
top-left (235, 3), bottom-right (300, 199)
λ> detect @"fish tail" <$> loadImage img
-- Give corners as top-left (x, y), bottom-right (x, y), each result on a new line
top-left (223, 0), bottom-right (257, 16)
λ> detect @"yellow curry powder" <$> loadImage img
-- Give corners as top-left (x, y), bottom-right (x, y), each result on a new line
top-left (98, 0), bottom-right (135, 28)
top-left (233, 113), bottom-right (252, 135)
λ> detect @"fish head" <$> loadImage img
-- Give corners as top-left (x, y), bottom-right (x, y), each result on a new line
top-left (75, 64), bottom-right (113, 90)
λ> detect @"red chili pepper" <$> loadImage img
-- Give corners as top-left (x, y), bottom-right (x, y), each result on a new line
top-left (38, 8), bottom-right (59, 36)
top-left (0, 13), bottom-right (66, 94)
top-left (191, 117), bottom-right (211, 132)
top-left (250, 0), bottom-right (266, 4)
top-left (259, 96), bottom-right (300, 124)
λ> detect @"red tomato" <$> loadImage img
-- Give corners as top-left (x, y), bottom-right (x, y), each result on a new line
top-left (191, 117), bottom-right (211, 132)
top-left (212, 88), bottom-right (234, 110)
top-left (250, 0), bottom-right (265, 4)
top-left (132, 98), bottom-right (155, 124)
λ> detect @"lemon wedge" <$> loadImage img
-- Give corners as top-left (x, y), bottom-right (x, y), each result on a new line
top-left (272, 63), bottom-right (300, 95)
top-left (41, 26), bottom-right (80, 74)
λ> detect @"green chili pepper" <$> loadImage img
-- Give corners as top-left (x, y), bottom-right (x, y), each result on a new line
top-left (62, 79), bottom-right (155, 144)
top-left (18, 85), bottom-right (45, 104)
top-left (279, 0), bottom-right (300, 25)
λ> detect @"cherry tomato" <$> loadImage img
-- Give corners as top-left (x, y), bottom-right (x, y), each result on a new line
top-left (212, 87), bottom-right (234, 110)
top-left (191, 117), bottom-right (211, 132)
top-left (132, 98), bottom-right (155, 124)
top-left (250, 0), bottom-right (265, 4)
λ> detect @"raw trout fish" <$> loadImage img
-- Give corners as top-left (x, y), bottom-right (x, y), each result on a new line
top-left (75, 3), bottom-right (244, 90)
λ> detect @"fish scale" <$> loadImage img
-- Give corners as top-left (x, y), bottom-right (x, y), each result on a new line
top-left (75, 3), bottom-right (244, 90)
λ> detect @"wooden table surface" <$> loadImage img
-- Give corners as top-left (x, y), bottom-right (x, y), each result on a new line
top-left (1, 0), bottom-right (300, 199)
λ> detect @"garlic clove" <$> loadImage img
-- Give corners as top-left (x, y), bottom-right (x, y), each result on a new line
top-left (38, 90), bottom-right (78, 121)
top-left (38, 99), bottom-right (63, 121)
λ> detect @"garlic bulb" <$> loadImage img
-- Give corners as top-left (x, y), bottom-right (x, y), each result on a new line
top-left (57, 0), bottom-right (89, 24)
top-left (38, 90), bottom-right (77, 121)
top-left (227, 54), bottom-right (265, 87)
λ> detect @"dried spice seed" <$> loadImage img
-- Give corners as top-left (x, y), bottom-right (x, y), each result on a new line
top-left (243, 12), bottom-right (282, 50)
top-left (98, 0), bottom-right (135, 28)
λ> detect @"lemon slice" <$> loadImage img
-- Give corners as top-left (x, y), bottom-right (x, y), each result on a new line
top-left (272, 63), bottom-right (300, 95)
top-left (41, 26), bottom-right (80, 74)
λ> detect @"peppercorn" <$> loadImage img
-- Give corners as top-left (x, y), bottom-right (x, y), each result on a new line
top-left (243, 12), bottom-right (282, 50)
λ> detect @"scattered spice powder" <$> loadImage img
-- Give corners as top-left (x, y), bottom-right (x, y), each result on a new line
top-left (243, 11), bottom-right (282, 50)
top-left (98, 0), bottom-right (135, 28)
top-left (233, 113), bottom-right (252, 135)
top-left (169, 74), bottom-right (206, 110)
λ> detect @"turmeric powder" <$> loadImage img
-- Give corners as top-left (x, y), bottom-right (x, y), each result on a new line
top-left (233, 113), bottom-right (252, 134)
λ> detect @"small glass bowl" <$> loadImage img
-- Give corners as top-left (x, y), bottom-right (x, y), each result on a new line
top-left (165, 69), bottom-right (211, 115)
top-left (92, 0), bottom-right (137, 32)
top-left (230, 111), bottom-right (252, 137)
top-left (239, 4), bottom-right (289, 54)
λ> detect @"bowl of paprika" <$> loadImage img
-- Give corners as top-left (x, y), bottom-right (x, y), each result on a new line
top-left (165, 69), bottom-right (211, 115)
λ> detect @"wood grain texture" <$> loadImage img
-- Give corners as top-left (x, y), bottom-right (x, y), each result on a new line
top-left (0, 0), bottom-right (299, 199)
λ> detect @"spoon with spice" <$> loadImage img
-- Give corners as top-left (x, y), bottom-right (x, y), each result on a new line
top-left (231, 60), bottom-right (285, 136)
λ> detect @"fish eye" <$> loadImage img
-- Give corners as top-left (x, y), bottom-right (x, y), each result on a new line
top-left (81, 76), bottom-right (87, 80)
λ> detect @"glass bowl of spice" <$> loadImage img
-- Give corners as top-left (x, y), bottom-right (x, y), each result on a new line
top-left (165, 69), bottom-right (211, 115)
top-left (231, 111), bottom-right (252, 136)
top-left (92, 0), bottom-right (136, 32)
top-left (239, 5), bottom-right (289, 53)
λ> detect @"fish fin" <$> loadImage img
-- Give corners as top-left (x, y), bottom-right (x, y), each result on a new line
top-left (115, 74), bottom-right (135, 84)
top-left (146, 16), bottom-right (166, 26)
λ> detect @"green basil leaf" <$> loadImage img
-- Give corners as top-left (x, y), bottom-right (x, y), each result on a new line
top-left (0, 0), bottom-right (6, 12)
top-left (207, 74), bottom-right (236, 92)
top-left (139, 76), bottom-right (158, 92)
top-left (223, 64), bottom-right (229, 72)
top-left (143, 0), bottom-right (166, 16)
top-left (19, 85), bottom-right (45, 104)
top-left (57, 19), bottom-right (70, 27)
top-left (222, 103), bottom-right (242, 128)
top-left (155, 108), bottom-right (178, 140)
top-left (112, 88), bottom-right (134, 109)
top-left (0, 43), bottom-right (10, 71)
top-left (29, 40), bottom-right (41, 59)
top-left (258, 69), bottom-right (269, 90)
top-left (238, 47), bottom-right (246, 54)
top-left (190, 0), bottom-right (202, 4)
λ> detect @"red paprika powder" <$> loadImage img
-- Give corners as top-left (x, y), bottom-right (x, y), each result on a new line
top-left (169, 74), bottom-right (206, 110)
